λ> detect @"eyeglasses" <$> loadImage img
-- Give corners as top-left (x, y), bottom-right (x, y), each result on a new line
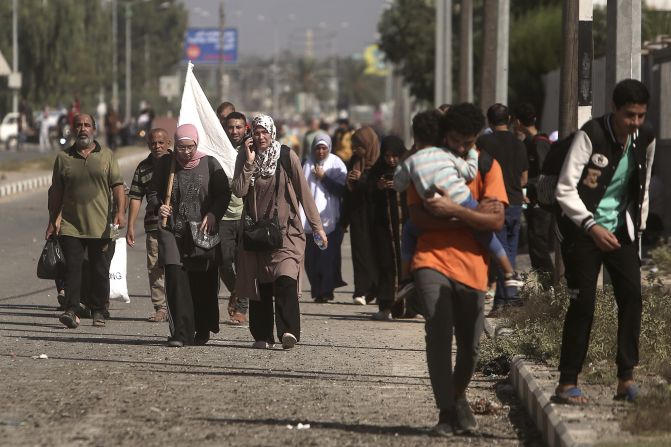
top-left (175, 144), bottom-right (196, 152)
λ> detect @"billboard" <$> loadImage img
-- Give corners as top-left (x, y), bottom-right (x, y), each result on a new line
top-left (183, 28), bottom-right (238, 64)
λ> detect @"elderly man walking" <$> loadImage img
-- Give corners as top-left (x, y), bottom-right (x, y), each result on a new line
top-left (46, 113), bottom-right (126, 328)
top-left (126, 128), bottom-right (171, 322)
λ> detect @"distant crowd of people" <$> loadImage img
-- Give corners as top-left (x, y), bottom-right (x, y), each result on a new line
top-left (44, 78), bottom-right (656, 435)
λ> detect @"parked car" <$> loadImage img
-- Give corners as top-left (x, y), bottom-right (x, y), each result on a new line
top-left (0, 112), bottom-right (40, 151)
top-left (0, 112), bottom-right (20, 150)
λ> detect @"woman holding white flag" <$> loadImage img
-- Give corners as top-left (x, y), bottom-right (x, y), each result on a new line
top-left (149, 124), bottom-right (231, 347)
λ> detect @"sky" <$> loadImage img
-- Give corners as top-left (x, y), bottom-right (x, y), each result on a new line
top-left (180, 0), bottom-right (390, 59)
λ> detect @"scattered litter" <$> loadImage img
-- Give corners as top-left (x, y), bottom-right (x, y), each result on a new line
top-left (286, 423), bottom-right (311, 430)
top-left (31, 354), bottom-right (48, 360)
top-left (471, 398), bottom-right (505, 415)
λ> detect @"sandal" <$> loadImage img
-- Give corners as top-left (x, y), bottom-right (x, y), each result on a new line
top-left (59, 311), bottom-right (80, 329)
top-left (227, 295), bottom-right (238, 317)
top-left (92, 311), bottom-right (106, 327)
top-left (229, 312), bottom-right (248, 326)
top-left (553, 386), bottom-right (589, 405)
top-left (147, 308), bottom-right (168, 322)
top-left (614, 383), bottom-right (640, 402)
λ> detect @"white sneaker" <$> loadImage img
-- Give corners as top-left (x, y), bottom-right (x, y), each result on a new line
top-left (281, 333), bottom-right (297, 349)
top-left (252, 340), bottom-right (273, 349)
top-left (504, 272), bottom-right (524, 288)
top-left (353, 296), bottom-right (367, 305)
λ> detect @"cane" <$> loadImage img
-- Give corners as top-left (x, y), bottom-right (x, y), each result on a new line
top-left (161, 157), bottom-right (176, 228)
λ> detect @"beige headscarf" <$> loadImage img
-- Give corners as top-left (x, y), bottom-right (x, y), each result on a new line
top-left (350, 126), bottom-right (380, 172)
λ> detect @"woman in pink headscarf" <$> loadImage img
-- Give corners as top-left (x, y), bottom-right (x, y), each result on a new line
top-left (148, 124), bottom-right (231, 347)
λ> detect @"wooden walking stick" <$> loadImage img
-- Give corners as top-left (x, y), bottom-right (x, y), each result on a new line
top-left (161, 157), bottom-right (176, 228)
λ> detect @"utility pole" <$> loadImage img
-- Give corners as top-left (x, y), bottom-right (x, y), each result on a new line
top-left (12, 0), bottom-right (18, 113)
top-left (112, 0), bottom-right (119, 112)
top-left (459, 0), bottom-right (473, 103)
top-left (272, 23), bottom-right (279, 118)
top-left (218, 0), bottom-right (226, 103)
top-left (480, 0), bottom-right (509, 109)
top-left (555, 0), bottom-right (593, 285)
top-left (559, 0), bottom-right (592, 138)
top-left (125, 3), bottom-right (132, 122)
top-left (605, 0), bottom-right (641, 106)
top-left (434, 0), bottom-right (452, 106)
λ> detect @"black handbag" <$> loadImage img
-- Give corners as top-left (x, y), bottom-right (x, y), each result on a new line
top-left (189, 221), bottom-right (221, 250)
top-left (243, 159), bottom-right (284, 252)
top-left (37, 236), bottom-right (66, 280)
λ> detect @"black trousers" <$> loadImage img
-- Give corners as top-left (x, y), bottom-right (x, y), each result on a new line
top-left (165, 265), bottom-right (220, 345)
top-left (372, 225), bottom-right (397, 312)
top-left (559, 232), bottom-right (641, 384)
top-left (218, 219), bottom-right (238, 294)
top-left (349, 210), bottom-right (378, 298)
top-left (524, 206), bottom-right (554, 289)
top-left (59, 236), bottom-right (114, 313)
top-left (249, 275), bottom-right (300, 344)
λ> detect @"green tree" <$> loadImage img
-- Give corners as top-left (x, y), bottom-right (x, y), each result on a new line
top-left (0, 0), bottom-right (186, 117)
top-left (337, 57), bottom-right (386, 108)
top-left (378, 0), bottom-right (435, 102)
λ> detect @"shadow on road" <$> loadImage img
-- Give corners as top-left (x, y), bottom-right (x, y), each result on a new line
top-left (198, 416), bottom-right (430, 437)
top-left (0, 286), bottom-right (54, 302)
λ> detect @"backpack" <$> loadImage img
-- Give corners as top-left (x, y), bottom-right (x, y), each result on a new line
top-left (535, 133), bottom-right (576, 209)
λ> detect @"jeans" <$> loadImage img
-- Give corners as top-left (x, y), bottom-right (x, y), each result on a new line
top-left (493, 204), bottom-right (523, 304)
top-left (414, 268), bottom-right (485, 411)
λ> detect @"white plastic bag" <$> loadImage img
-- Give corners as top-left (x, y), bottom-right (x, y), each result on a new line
top-left (178, 62), bottom-right (237, 179)
top-left (109, 238), bottom-right (130, 303)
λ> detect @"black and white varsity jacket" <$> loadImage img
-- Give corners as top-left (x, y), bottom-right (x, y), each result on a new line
top-left (555, 114), bottom-right (656, 242)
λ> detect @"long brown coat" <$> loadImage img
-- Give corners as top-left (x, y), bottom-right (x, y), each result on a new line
top-left (231, 148), bottom-right (323, 301)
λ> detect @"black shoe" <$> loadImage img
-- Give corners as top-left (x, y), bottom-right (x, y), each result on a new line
top-left (194, 332), bottom-right (210, 346)
top-left (454, 396), bottom-right (478, 434)
top-left (432, 409), bottom-right (455, 437)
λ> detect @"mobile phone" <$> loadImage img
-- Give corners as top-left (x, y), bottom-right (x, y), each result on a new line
top-left (383, 173), bottom-right (394, 181)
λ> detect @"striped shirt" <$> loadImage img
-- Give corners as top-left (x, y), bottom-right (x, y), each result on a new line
top-left (394, 147), bottom-right (478, 204)
top-left (129, 153), bottom-right (167, 232)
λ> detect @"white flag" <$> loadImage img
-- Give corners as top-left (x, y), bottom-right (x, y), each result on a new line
top-left (178, 62), bottom-right (237, 179)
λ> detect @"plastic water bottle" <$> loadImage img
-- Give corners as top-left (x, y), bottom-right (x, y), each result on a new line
top-left (313, 233), bottom-right (327, 250)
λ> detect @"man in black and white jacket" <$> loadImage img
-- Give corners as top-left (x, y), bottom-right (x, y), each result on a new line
top-left (554, 79), bottom-right (655, 405)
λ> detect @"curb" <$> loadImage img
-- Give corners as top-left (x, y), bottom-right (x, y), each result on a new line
top-left (483, 318), bottom-right (579, 447)
top-left (0, 153), bottom-right (146, 199)
top-left (509, 357), bottom-right (578, 447)
top-left (0, 174), bottom-right (52, 197)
